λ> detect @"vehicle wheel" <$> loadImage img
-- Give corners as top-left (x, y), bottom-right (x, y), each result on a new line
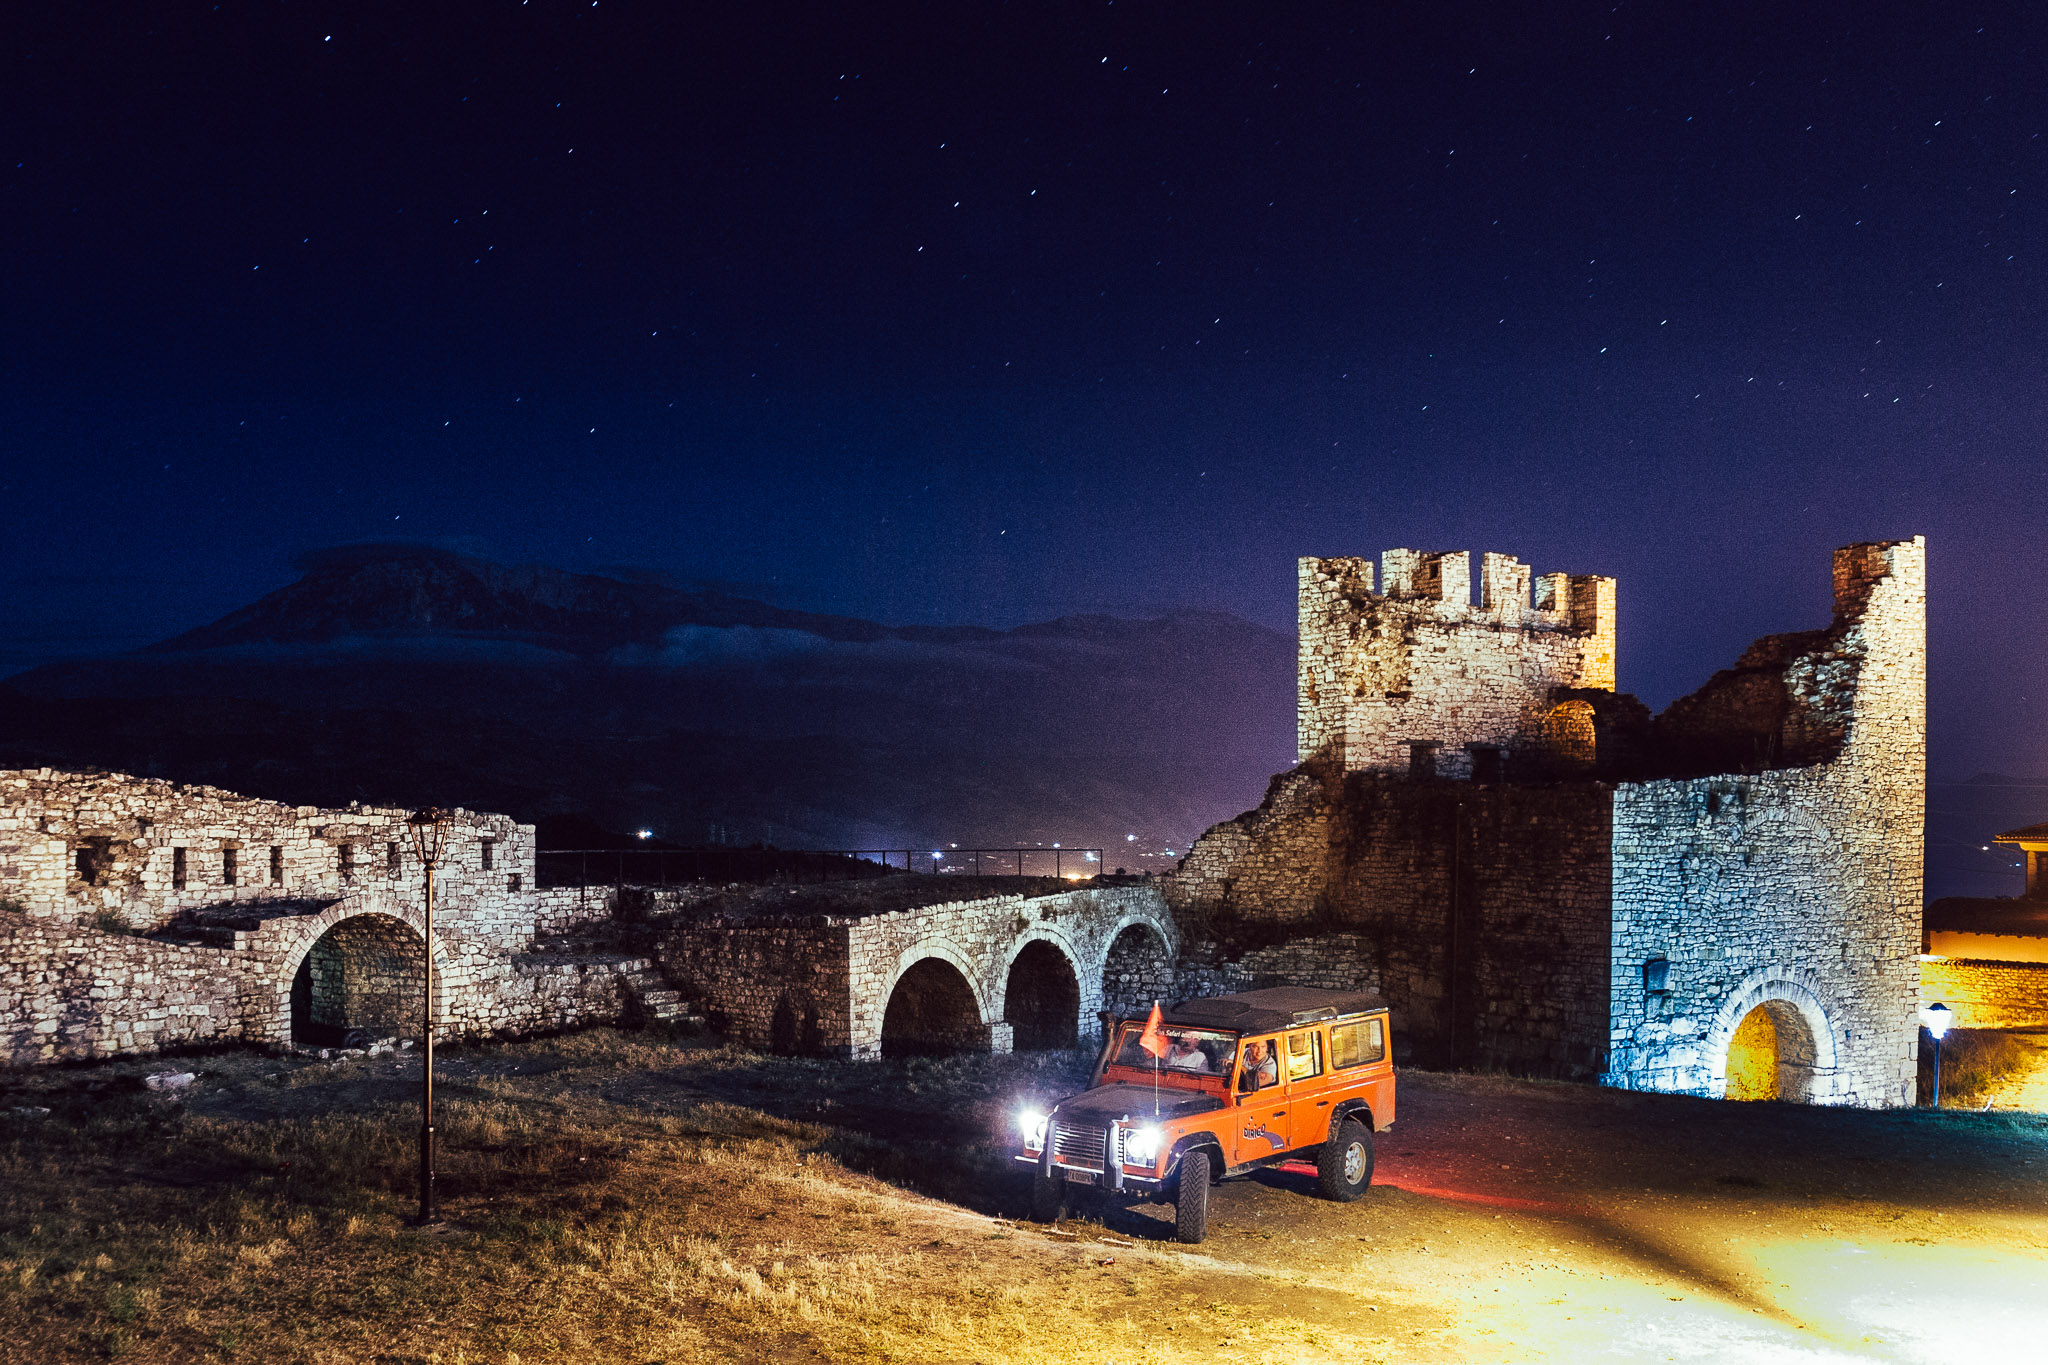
top-left (1318, 1118), bottom-right (1374, 1202)
top-left (1030, 1168), bottom-right (1066, 1223)
top-left (1174, 1149), bottom-right (1211, 1244)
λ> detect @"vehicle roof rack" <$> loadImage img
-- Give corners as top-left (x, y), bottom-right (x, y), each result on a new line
top-left (1157, 985), bottom-right (1388, 1035)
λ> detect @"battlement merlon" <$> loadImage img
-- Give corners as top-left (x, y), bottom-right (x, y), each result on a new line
top-left (1296, 550), bottom-right (1618, 772)
top-left (1297, 550), bottom-right (1614, 640)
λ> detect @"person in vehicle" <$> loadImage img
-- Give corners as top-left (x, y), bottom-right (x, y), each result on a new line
top-left (1165, 1035), bottom-right (1210, 1073)
top-left (1238, 1038), bottom-right (1278, 1092)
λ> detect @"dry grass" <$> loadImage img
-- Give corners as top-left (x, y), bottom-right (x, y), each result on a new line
top-left (0, 1033), bottom-right (1400, 1364)
top-left (1919, 1028), bottom-right (2038, 1107)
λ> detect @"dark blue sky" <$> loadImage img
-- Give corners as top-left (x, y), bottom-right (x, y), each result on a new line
top-left (4, 2), bottom-right (2046, 786)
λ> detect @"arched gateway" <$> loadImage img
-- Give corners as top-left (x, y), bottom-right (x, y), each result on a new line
top-left (1708, 974), bottom-right (1841, 1104)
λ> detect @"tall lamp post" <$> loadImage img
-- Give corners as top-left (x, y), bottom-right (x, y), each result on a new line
top-left (1922, 1001), bottom-right (1954, 1107)
top-left (408, 806), bottom-right (450, 1224)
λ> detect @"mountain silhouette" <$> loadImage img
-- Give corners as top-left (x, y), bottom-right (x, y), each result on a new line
top-left (0, 546), bottom-right (1294, 856)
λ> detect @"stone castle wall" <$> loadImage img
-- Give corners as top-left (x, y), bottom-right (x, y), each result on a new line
top-left (0, 769), bottom-right (537, 942)
top-left (0, 914), bottom-right (246, 1063)
top-left (1606, 539), bottom-right (1925, 1107)
top-left (1170, 536), bottom-right (1925, 1109)
top-left (0, 771), bottom-right (648, 1066)
top-left (1297, 550), bottom-right (1615, 779)
top-left (1919, 957), bottom-right (2048, 1029)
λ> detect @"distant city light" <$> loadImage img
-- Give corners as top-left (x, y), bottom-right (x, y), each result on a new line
top-left (636, 829), bottom-right (651, 840)
top-left (1126, 834), bottom-right (1136, 841)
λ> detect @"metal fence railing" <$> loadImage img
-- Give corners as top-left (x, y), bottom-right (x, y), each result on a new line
top-left (535, 847), bottom-right (1107, 889)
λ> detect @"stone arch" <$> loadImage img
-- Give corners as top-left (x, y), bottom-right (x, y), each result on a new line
top-left (289, 912), bottom-right (429, 1046)
top-left (1100, 919), bottom-right (1174, 1022)
top-left (880, 956), bottom-right (988, 1057)
top-left (256, 896), bottom-right (455, 1047)
top-left (1002, 939), bottom-right (1082, 1050)
top-left (1537, 699), bottom-right (1598, 772)
top-left (1707, 972), bottom-right (1841, 1104)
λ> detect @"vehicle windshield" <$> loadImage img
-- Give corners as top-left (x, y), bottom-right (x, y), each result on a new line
top-left (1107, 1023), bottom-right (1238, 1078)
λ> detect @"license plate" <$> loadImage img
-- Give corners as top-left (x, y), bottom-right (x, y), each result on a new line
top-left (1062, 1168), bottom-right (1097, 1185)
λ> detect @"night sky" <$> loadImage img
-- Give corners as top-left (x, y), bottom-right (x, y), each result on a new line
top-left (4, 5), bottom-right (2046, 797)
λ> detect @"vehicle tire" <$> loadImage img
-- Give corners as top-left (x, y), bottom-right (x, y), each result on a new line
top-left (1030, 1168), bottom-right (1066, 1223)
top-left (1318, 1118), bottom-right (1374, 1202)
top-left (1174, 1149), bottom-right (1212, 1244)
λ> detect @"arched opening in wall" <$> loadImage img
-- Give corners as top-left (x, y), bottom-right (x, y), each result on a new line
top-left (1101, 924), bottom-right (1173, 1023)
top-left (1003, 941), bottom-right (1081, 1050)
top-left (289, 914), bottom-right (428, 1047)
top-left (880, 958), bottom-right (986, 1058)
top-left (1537, 700), bottom-right (1598, 773)
top-left (1724, 1000), bottom-right (1821, 1102)
top-left (769, 993), bottom-right (824, 1056)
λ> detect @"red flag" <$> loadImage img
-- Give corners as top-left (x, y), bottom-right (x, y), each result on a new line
top-left (1138, 1001), bottom-right (1168, 1060)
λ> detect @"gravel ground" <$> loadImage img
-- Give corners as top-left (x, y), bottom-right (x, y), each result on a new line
top-left (7, 1037), bottom-right (2046, 1363)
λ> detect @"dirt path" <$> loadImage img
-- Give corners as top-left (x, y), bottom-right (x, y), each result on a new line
top-left (1068, 1071), bottom-right (2048, 1362)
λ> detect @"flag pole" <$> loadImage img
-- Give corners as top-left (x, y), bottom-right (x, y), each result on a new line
top-left (1152, 999), bottom-right (1160, 1116)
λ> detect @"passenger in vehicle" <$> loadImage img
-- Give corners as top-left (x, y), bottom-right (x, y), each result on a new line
top-left (1238, 1038), bottom-right (1278, 1092)
top-left (1165, 1035), bottom-right (1210, 1073)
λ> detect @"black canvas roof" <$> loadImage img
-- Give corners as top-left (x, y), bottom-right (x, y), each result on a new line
top-left (1160, 986), bottom-right (1388, 1035)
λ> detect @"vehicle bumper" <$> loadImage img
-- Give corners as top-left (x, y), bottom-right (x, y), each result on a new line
top-left (1015, 1153), bottom-right (1166, 1190)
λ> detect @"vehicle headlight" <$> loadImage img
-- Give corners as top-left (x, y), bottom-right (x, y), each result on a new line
top-left (1018, 1108), bottom-right (1049, 1149)
top-left (1122, 1123), bottom-right (1163, 1166)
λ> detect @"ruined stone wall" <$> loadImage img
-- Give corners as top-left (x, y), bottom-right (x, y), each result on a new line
top-left (1167, 769), bottom-right (1335, 925)
top-left (0, 769), bottom-right (538, 942)
top-left (1297, 550), bottom-right (1616, 779)
top-left (1172, 932), bottom-right (1382, 1003)
top-left (1919, 957), bottom-right (2048, 1029)
top-left (1168, 775), bottom-right (1614, 1077)
top-left (1606, 539), bottom-right (1925, 1108)
top-left (0, 913), bottom-right (245, 1063)
top-left (659, 918), bottom-right (854, 1055)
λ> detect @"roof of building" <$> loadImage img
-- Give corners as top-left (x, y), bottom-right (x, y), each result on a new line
top-left (1994, 822), bottom-right (2048, 844)
top-left (1924, 896), bottom-right (2048, 938)
top-left (1163, 985), bottom-right (1388, 1034)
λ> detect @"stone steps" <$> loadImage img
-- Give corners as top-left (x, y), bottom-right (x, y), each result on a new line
top-left (621, 968), bottom-right (702, 1026)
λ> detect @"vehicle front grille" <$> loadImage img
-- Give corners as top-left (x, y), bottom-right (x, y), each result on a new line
top-left (1049, 1120), bottom-right (1107, 1171)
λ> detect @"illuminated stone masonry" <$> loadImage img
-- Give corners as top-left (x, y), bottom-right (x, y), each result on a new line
top-left (0, 770), bottom-right (635, 1064)
top-left (1170, 538), bottom-right (1926, 1109)
top-left (0, 768), bottom-right (1187, 1070)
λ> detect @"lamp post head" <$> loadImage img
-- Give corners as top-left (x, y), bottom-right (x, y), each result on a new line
top-left (407, 806), bottom-right (451, 868)
top-left (1921, 1001), bottom-right (1954, 1040)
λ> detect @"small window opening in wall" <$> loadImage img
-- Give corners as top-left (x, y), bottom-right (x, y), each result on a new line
top-left (338, 843), bottom-right (355, 882)
top-left (1706, 790), bottom-right (1720, 815)
top-left (270, 846), bottom-right (283, 884)
top-left (222, 847), bottom-right (238, 887)
top-left (480, 838), bottom-right (495, 871)
top-left (508, 873), bottom-right (522, 892)
top-left (1643, 956), bottom-right (1671, 994)
top-left (172, 846), bottom-right (187, 890)
top-left (1407, 740), bottom-right (1440, 780)
top-left (387, 841), bottom-right (401, 875)
top-left (1468, 745), bottom-right (1504, 784)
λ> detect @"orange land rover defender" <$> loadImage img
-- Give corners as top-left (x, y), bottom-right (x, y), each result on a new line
top-left (1014, 986), bottom-right (1396, 1244)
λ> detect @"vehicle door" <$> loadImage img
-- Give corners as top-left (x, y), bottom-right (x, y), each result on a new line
top-left (1279, 1026), bottom-right (1331, 1150)
top-left (1328, 1013), bottom-right (1393, 1126)
top-left (1229, 1034), bottom-right (1289, 1164)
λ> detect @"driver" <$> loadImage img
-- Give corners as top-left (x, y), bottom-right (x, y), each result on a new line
top-left (1238, 1038), bottom-right (1278, 1092)
top-left (1165, 1035), bottom-right (1210, 1073)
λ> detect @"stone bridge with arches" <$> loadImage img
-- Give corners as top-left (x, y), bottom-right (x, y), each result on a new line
top-left (662, 883), bottom-right (1181, 1060)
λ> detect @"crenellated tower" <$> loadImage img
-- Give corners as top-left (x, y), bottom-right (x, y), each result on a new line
top-left (1297, 549), bottom-right (1616, 778)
